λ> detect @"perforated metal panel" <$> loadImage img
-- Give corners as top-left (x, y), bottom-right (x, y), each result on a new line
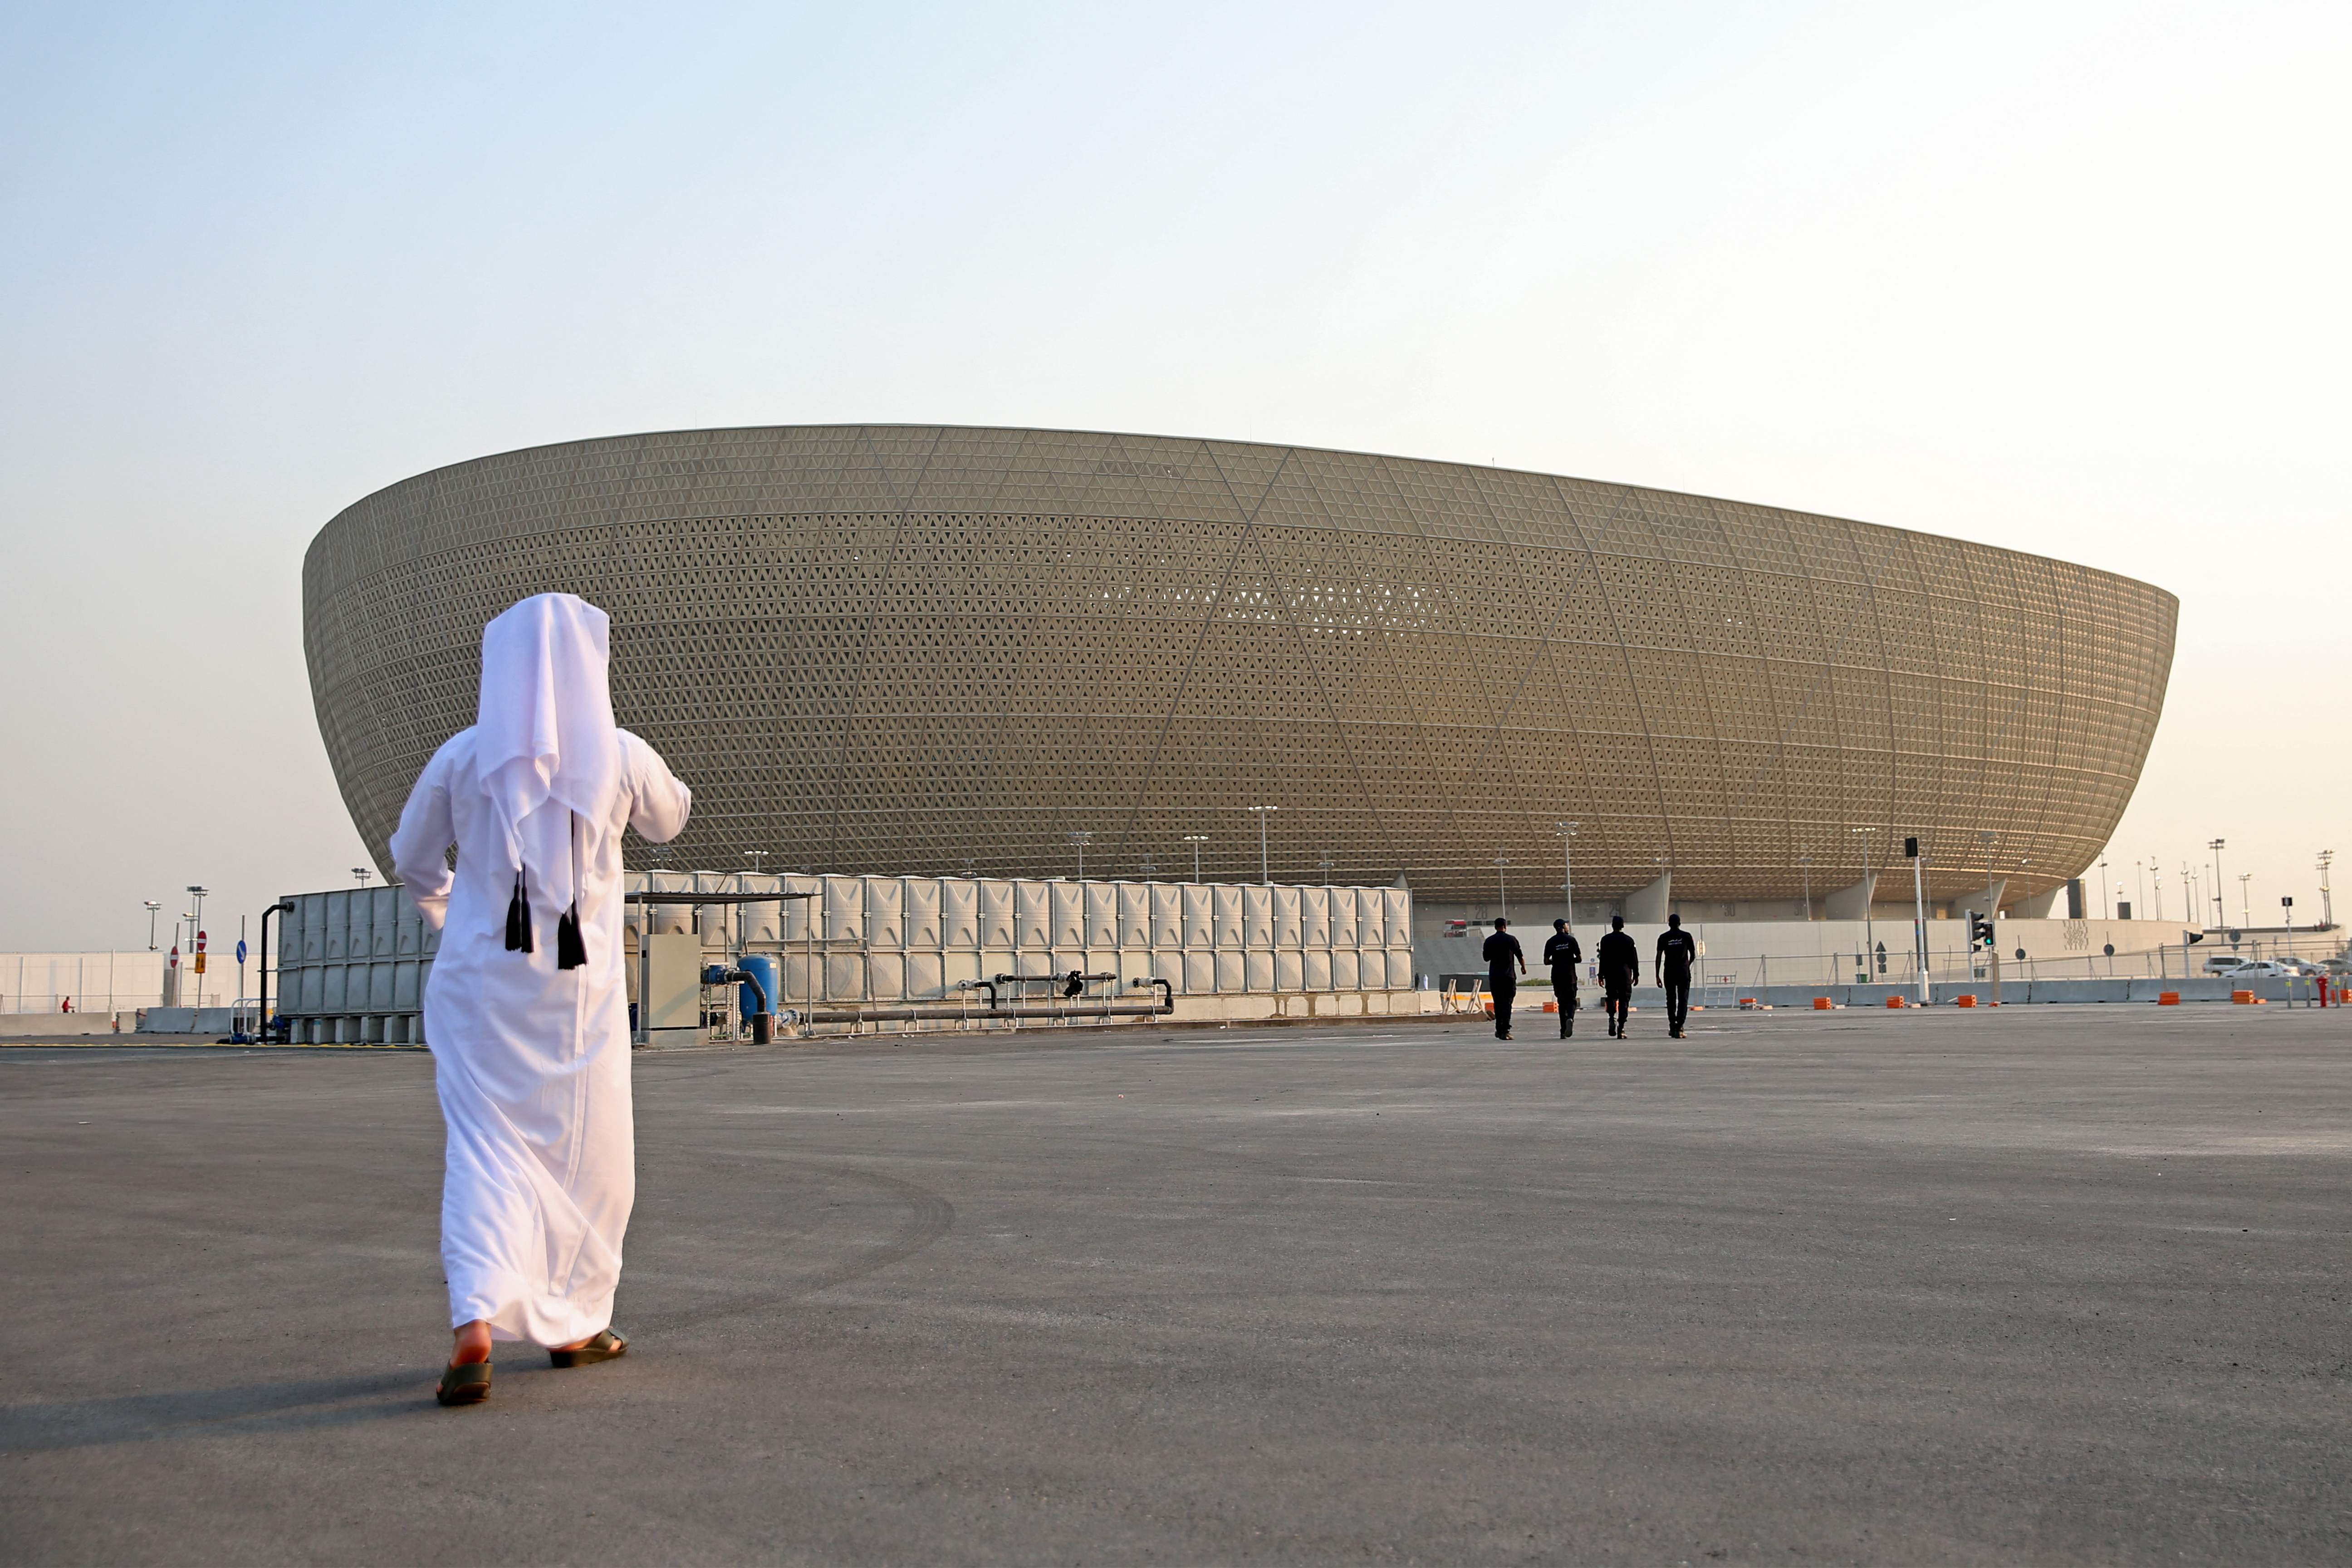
top-left (304, 425), bottom-right (2175, 906)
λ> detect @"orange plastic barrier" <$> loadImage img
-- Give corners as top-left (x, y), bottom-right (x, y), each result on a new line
top-left (1955, 994), bottom-right (1977, 1008)
top-left (1813, 996), bottom-right (1833, 1010)
top-left (1886, 995), bottom-right (1906, 1008)
top-left (2157, 991), bottom-right (2180, 1006)
top-left (2231, 990), bottom-right (2257, 1004)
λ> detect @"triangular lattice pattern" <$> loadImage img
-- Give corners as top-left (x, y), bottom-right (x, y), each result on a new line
top-left (303, 426), bottom-right (2176, 906)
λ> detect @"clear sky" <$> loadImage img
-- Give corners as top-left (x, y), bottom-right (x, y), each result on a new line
top-left (2, 0), bottom-right (2344, 952)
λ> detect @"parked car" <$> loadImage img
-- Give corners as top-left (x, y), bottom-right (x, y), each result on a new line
top-left (2202, 954), bottom-right (2252, 975)
top-left (2225, 960), bottom-right (2299, 979)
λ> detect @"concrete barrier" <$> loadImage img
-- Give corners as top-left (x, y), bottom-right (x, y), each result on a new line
top-left (137, 1006), bottom-right (239, 1034)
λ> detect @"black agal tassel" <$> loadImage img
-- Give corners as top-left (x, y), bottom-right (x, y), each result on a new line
top-left (555, 902), bottom-right (587, 970)
top-left (505, 870), bottom-right (535, 953)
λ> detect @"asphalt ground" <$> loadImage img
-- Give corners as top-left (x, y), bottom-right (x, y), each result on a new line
top-left (4, 1004), bottom-right (2348, 1565)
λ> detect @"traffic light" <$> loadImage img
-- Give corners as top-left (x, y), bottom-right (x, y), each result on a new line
top-left (1966, 911), bottom-right (1995, 951)
top-left (1904, 836), bottom-right (1920, 859)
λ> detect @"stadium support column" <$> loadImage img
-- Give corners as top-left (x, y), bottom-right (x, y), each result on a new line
top-left (1823, 874), bottom-right (1876, 921)
top-left (1625, 872), bottom-right (1671, 924)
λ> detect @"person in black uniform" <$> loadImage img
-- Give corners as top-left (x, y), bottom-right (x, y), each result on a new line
top-left (1596, 915), bottom-right (1638, 1038)
top-left (1656, 912), bottom-right (1697, 1038)
top-left (1482, 917), bottom-right (1524, 1039)
top-left (1542, 918), bottom-right (1582, 1038)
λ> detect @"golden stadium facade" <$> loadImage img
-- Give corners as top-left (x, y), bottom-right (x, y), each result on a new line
top-left (304, 425), bottom-right (2175, 910)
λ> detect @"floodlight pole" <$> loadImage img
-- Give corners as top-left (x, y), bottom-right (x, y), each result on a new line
top-left (2208, 839), bottom-right (2226, 926)
top-left (1246, 807), bottom-right (1278, 885)
top-left (2319, 850), bottom-right (2335, 929)
top-left (1070, 832), bottom-right (1092, 881)
top-left (1184, 836), bottom-right (1208, 884)
top-left (144, 901), bottom-right (160, 951)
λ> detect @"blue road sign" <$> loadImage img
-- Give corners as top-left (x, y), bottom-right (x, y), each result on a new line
top-left (235, 939), bottom-right (249, 964)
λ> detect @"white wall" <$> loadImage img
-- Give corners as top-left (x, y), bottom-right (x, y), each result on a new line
top-left (0, 951), bottom-right (168, 1014)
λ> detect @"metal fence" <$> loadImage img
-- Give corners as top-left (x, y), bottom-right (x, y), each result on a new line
top-left (273, 872), bottom-right (1420, 1044)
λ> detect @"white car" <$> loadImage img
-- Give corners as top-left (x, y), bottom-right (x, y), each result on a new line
top-left (2224, 960), bottom-right (2298, 979)
top-left (2201, 955), bottom-right (2252, 975)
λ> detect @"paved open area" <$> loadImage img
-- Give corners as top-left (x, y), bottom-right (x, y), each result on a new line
top-left (4, 1004), bottom-right (2348, 1564)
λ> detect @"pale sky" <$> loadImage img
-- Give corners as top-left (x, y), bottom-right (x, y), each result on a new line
top-left (2, 0), bottom-right (2344, 952)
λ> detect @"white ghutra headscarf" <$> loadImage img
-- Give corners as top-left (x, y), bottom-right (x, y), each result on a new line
top-left (475, 593), bottom-right (622, 920)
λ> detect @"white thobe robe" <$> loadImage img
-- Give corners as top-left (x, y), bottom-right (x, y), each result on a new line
top-left (389, 726), bottom-right (691, 1343)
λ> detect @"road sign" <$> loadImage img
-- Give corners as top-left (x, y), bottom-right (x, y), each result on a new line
top-left (194, 953), bottom-right (206, 974)
top-left (236, 939), bottom-right (249, 964)
top-left (168, 945), bottom-right (179, 969)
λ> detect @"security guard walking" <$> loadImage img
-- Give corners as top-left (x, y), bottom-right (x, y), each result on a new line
top-left (1483, 917), bottom-right (1525, 1040)
top-left (1596, 915), bottom-right (1639, 1038)
top-left (1542, 919), bottom-right (1582, 1038)
top-left (1656, 912), bottom-right (1697, 1038)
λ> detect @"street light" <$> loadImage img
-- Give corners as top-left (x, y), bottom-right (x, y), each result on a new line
top-left (1245, 807), bottom-right (1279, 885)
top-left (2098, 858), bottom-right (2110, 920)
top-left (2208, 839), bottom-right (2227, 926)
top-left (143, 901), bottom-right (161, 951)
top-left (1069, 832), bottom-right (1093, 881)
top-left (1555, 822), bottom-right (1579, 928)
top-left (2319, 850), bottom-right (2335, 929)
top-left (1798, 851), bottom-right (1813, 921)
top-left (1493, 854), bottom-right (1510, 918)
top-left (352, 867), bottom-right (372, 888)
top-left (743, 851), bottom-right (769, 876)
top-left (2237, 872), bottom-right (2252, 928)
top-left (1183, 835), bottom-right (1209, 884)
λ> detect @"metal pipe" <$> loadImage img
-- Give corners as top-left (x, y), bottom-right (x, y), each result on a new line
top-left (257, 898), bottom-right (295, 1044)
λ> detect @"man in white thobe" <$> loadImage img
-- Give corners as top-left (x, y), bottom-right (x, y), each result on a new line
top-left (389, 593), bottom-right (691, 1406)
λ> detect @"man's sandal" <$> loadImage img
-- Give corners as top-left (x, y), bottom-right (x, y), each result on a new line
top-left (436, 1361), bottom-right (492, 1406)
top-left (549, 1329), bottom-right (627, 1368)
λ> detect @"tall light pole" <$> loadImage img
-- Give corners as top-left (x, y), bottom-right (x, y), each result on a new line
top-left (1070, 832), bottom-right (1093, 881)
top-left (1245, 806), bottom-right (1279, 885)
top-left (1555, 821), bottom-right (1579, 928)
top-left (2098, 858), bottom-right (2110, 920)
top-left (1798, 852), bottom-right (1813, 920)
top-left (1905, 834), bottom-right (1931, 1004)
top-left (2149, 859), bottom-right (2163, 923)
top-left (2135, 860), bottom-right (2146, 920)
top-left (352, 866), bottom-right (372, 888)
top-left (186, 886), bottom-right (210, 1010)
top-left (1493, 855), bottom-right (1510, 919)
top-left (144, 901), bottom-right (161, 951)
top-left (743, 850), bottom-right (769, 876)
top-left (2208, 839), bottom-right (2227, 926)
top-left (2238, 872), bottom-right (2252, 928)
top-left (2319, 850), bottom-right (2335, 929)
top-left (1184, 835), bottom-right (1208, 884)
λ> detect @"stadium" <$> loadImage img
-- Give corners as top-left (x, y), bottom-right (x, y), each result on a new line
top-left (304, 424), bottom-right (2175, 922)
